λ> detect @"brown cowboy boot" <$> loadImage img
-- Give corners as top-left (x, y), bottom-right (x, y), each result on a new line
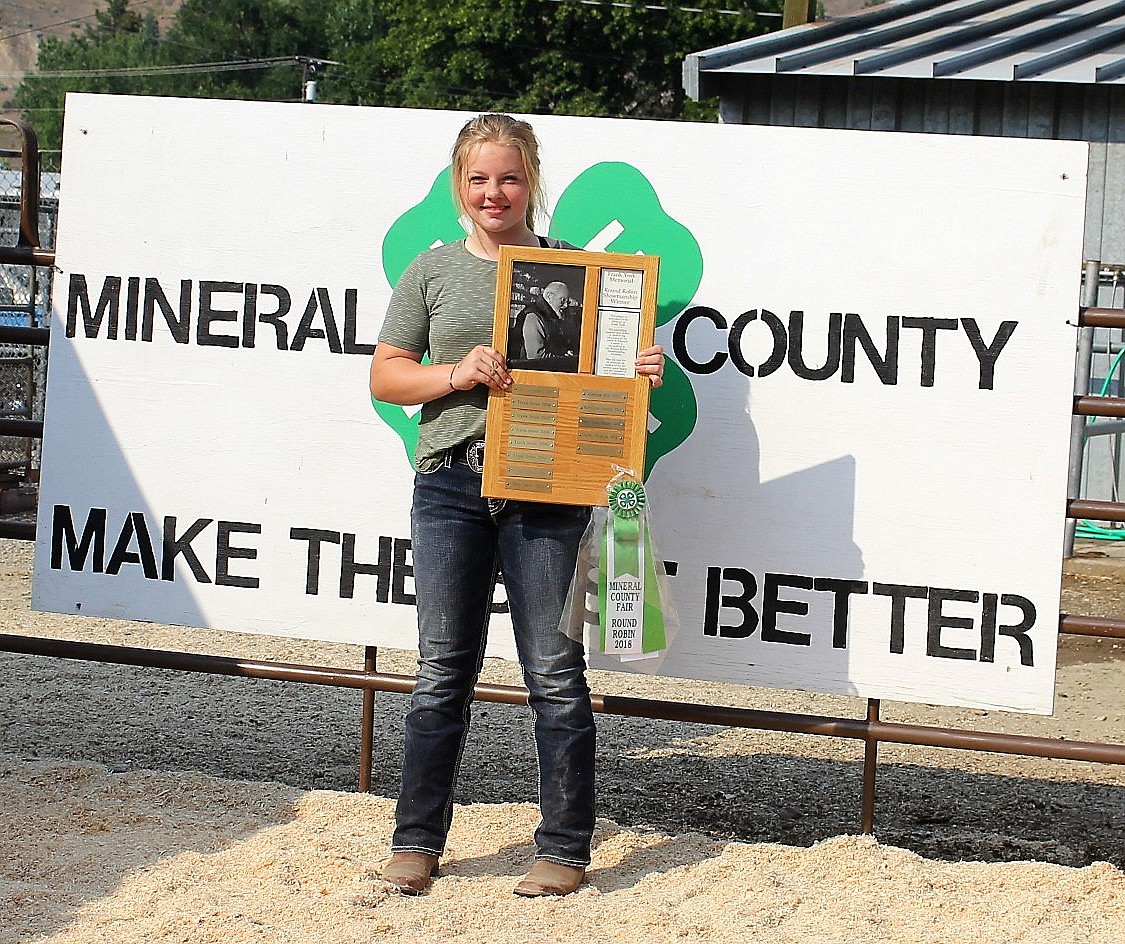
top-left (513, 861), bottom-right (585, 897)
top-left (381, 852), bottom-right (439, 895)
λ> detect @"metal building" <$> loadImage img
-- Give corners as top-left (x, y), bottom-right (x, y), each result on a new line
top-left (685, 0), bottom-right (1125, 266)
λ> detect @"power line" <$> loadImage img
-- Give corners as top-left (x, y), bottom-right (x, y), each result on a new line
top-left (539, 0), bottom-right (779, 15)
top-left (0, 14), bottom-right (99, 44)
top-left (10, 57), bottom-right (303, 82)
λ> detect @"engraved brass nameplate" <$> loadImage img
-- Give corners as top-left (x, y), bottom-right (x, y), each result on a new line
top-left (578, 401), bottom-right (627, 416)
top-left (511, 409), bottom-right (557, 425)
top-left (506, 464), bottom-right (554, 479)
top-left (508, 449), bottom-right (555, 464)
top-left (506, 479), bottom-right (553, 493)
top-left (509, 424), bottom-right (556, 440)
top-left (577, 428), bottom-right (624, 444)
top-left (577, 443), bottom-right (625, 457)
top-left (508, 435), bottom-right (555, 451)
top-left (581, 389), bottom-right (629, 402)
top-left (513, 395), bottom-right (559, 411)
top-left (578, 415), bottom-right (626, 430)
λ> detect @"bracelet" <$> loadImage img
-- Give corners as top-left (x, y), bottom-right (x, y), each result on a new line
top-left (449, 363), bottom-right (457, 390)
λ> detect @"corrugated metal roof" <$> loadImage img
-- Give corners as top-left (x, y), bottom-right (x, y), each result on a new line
top-left (685, 0), bottom-right (1125, 90)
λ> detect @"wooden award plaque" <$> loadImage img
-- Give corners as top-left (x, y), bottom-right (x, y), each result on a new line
top-left (483, 245), bottom-right (659, 507)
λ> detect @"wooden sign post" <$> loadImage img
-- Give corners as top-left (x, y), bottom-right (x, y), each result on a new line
top-left (483, 246), bottom-right (659, 506)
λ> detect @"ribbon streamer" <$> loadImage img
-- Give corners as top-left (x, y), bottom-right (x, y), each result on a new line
top-left (560, 478), bottom-right (679, 663)
top-left (599, 480), bottom-right (665, 659)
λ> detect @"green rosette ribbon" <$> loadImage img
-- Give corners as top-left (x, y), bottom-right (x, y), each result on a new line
top-left (598, 480), bottom-right (668, 659)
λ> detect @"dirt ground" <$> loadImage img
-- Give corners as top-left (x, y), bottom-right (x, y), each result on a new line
top-left (1, 536), bottom-right (1123, 942)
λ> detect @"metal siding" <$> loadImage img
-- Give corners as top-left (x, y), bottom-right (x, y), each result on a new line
top-left (718, 97), bottom-right (744, 124)
top-left (898, 83), bottom-right (927, 131)
top-left (714, 73), bottom-right (1125, 141)
top-left (794, 75), bottom-right (825, 126)
top-left (1002, 82), bottom-right (1033, 136)
top-left (1086, 142), bottom-right (1108, 261)
top-left (1027, 85), bottom-right (1059, 136)
top-left (1100, 143), bottom-right (1125, 263)
top-left (1078, 83), bottom-right (1108, 140)
top-left (746, 76), bottom-right (774, 124)
top-left (872, 80), bottom-right (902, 129)
top-left (846, 77), bottom-right (876, 129)
top-left (948, 85), bottom-right (979, 132)
top-left (974, 81), bottom-right (1007, 133)
top-left (923, 81), bottom-right (953, 132)
top-left (717, 78), bottom-right (749, 124)
top-left (1057, 82), bottom-right (1088, 137)
top-left (1110, 84), bottom-right (1125, 142)
top-left (821, 76), bottom-right (850, 127)
top-left (770, 77), bottom-right (799, 126)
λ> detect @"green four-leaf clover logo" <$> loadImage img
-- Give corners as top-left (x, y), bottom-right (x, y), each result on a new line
top-left (375, 161), bottom-right (702, 478)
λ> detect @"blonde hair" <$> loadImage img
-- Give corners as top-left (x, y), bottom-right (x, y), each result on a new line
top-left (451, 114), bottom-right (544, 230)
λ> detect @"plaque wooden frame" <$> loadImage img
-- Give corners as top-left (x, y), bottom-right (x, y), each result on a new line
top-left (483, 245), bottom-right (659, 507)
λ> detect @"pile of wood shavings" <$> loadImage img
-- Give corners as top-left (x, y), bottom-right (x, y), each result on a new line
top-left (1, 755), bottom-right (1122, 944)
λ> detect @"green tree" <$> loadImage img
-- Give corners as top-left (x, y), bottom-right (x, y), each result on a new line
top-left (90, 0), bottom-right (145, 35)
top-left (322, 0), bottom-right (774, 119)
top-left (162, 0), bottom-right (329, 100)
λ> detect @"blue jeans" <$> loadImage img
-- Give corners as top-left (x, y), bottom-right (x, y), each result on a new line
top-left (392, 455), bottom-right (595, 866)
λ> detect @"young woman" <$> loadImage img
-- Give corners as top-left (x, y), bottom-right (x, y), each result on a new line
top-left (369, 114), bottom-right (664, 897)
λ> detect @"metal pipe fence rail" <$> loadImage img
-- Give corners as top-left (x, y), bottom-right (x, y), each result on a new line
top-left (0, 108), bottom-right (1122, 837)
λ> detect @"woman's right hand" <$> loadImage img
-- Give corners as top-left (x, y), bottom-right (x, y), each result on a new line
top-left (370, 342), bottom-right (512, 405)
top-left (451, 345), bottom-right (512, 392)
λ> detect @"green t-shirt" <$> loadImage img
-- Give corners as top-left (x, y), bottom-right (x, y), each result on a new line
top-left (378, 237), bottom-right (568, 471)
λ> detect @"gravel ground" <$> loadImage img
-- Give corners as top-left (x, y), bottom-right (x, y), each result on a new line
top-left (1, 536), bottom-right (1123, 942)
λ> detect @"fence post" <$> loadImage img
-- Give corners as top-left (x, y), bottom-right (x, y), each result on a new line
top-left (861, 699), bottom-right (880, 833)
top-left (359, 646), bottom-right (378, 791)
top-left (1064, 260), bottom-right (1101, 556)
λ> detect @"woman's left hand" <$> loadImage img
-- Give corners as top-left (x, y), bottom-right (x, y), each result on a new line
top-left (636, 345), bottom-right (665, 388)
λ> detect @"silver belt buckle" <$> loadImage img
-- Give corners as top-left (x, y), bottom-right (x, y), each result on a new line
top-left (466, 440), bottom-right (486, 474)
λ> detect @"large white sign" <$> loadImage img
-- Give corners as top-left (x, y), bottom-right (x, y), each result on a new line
top-left (33, 93), bottom-right (1087, 713)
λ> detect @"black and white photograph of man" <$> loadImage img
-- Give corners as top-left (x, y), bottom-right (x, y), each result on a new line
top-left (506, 262), bottom-right (585, 372)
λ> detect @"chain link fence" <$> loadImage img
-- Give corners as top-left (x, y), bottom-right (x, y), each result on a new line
top-left (0, 154), bottom-right (58, 498)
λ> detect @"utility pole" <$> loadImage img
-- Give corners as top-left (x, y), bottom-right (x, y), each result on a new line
top-left (783, 0), bottom-right (817, 29)
top-left (298, 56), bottom-right (340, 103)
